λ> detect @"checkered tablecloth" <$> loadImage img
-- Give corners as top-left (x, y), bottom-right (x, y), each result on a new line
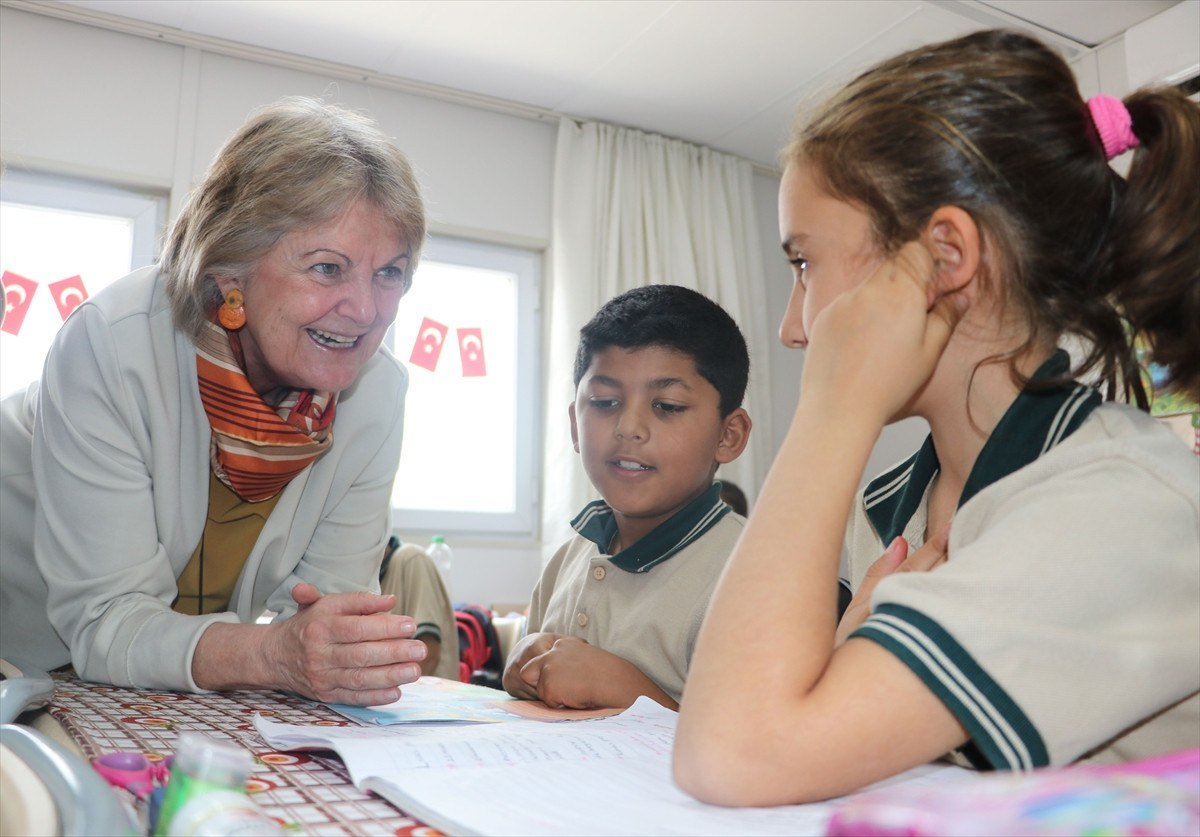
top-left (46, 673), bottom-right (440, 836)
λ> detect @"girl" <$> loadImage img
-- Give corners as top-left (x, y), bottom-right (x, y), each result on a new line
top-left (674, 29), bottom-right (1199, 805)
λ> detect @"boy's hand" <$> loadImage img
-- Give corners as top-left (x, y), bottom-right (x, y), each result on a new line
top-left (502, 631), bottom-right (565, 699)
top-left (835, 528), bottom-right (949, 646)
top-left (522, 636), bottom-right (678, 711)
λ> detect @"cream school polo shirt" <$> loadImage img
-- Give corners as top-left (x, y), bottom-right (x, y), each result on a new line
top-left (846, 352), bottom-right (1200, 770)
top-left (527, 482), bottom-right (742, 703)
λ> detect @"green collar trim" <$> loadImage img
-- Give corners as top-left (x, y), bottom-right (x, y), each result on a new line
top-left (571, 482), bottom-right (730, 574)
top-left (864, 350), bottom-right (1101, 543)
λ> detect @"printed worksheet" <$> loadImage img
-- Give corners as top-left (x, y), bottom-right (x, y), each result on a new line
top-left (255, 698), bottom-right (974, 836)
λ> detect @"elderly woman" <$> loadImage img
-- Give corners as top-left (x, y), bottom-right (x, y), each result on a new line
top-left (0, 98), bottom-right (427, 706)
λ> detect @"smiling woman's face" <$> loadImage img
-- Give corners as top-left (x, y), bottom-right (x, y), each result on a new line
top-left (219, 199), bottom-right (412, 397)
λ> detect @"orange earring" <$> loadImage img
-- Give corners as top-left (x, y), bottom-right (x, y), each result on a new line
top-left (218, 289), bottom-right (245, 330)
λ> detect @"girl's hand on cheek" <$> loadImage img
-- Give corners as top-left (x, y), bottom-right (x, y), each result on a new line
top-left (800, 241), bottom-right (962, 424)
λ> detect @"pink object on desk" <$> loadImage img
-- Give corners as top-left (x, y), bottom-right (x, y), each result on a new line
top-left (825, 749), bottom-right (1200, 836)
top-left (91, 751), bottom-right (171, 799)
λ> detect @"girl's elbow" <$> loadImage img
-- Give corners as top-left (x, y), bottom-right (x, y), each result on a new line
top-left (673, 742), bottom-right (743, 805)
top-left (673, 734), bottom-right (778, 807)
top-left (674, 725), bottom-right (841, 807)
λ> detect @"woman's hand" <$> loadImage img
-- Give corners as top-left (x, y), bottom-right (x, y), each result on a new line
top-left (502, 631), bottom-right (564, 699)
top-left (800, 241), bottom-right (965, 425)
top-left (264, 583), bottom-right (426, 705)
top-left (835, 529), bottom-right (949, 646)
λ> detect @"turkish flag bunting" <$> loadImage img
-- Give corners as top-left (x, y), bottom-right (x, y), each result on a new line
top-left (1, 271), bottom-right (38, 336)
top-left (457, 327), bottom-right (487, 377)
top-left (409, 316), bottom-right (449, 372)
top-left (49, 275), bottom-right (89, 321)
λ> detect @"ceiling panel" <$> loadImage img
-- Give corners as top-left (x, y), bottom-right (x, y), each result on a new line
top-left (60, 0), bottom-right (192, 29)
top-left (713, 2), bottom-right (989, 165)
top-left (554, 0), bottom-right (924, 147)
top-left (377, 1), bottom-right (673, 108)
top-left (980, 0), bottom-right (1177, 46)
top-left (182, 0), bottom-right (405, 70)
top-left (53, 0), bottom-right (1184, 168)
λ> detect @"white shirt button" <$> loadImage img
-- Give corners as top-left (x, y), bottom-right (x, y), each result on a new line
top-left (592, 566), bottom-right (606, 581)
top-left (576, 612), bottom-right (589, 628)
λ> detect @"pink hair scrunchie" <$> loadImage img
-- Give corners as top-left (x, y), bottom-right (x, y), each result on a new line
top-left (1087, 95), bottom-right (1140, 160)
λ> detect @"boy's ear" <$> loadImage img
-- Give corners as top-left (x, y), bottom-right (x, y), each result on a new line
top-left (569, 403), bottom-right (580, 454)
top-left (922, 206), bottom-right (981, 310)
top-left (714, 408), bottom-right (752, 465)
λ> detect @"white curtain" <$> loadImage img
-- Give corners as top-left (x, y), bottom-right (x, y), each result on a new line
top-left (540, 116), bottom-right (775, 556)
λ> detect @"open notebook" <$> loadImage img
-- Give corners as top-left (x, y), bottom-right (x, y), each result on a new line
top-left (255, 694), bottom-right (970, 836)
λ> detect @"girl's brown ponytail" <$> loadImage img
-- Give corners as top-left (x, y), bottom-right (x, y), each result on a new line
top-left (1110, 87), bottom-right (1200, 401)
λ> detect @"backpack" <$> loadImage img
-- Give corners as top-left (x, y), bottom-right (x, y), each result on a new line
top-left (454, 604), bottom-right (504, 689)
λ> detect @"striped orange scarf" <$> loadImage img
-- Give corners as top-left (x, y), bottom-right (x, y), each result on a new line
top-left (195, 320), bottom-right (336, 502)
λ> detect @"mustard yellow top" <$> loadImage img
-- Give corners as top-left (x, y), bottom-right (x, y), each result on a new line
top-left (173, 471), bottom-right (282, 616)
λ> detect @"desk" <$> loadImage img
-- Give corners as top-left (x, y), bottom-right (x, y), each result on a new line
top-left (44, 673), bottom-right (437, 836)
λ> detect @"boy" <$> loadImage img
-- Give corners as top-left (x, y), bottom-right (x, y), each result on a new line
top-left (502, 285), bottom-right (752, 710)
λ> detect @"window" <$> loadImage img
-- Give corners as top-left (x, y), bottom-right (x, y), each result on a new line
top-left (389, 235), bottom-right (541, 536)
top-left (1, 171), bottom-right (165, 398)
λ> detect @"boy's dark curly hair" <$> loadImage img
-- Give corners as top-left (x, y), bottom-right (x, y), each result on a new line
top-left (573, 285), bottom-right (749, 417)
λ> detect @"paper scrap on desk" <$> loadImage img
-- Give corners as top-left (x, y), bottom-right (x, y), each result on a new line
top-left (327, 676), bottom-right (625, 725)
top-left (493, 700), bottom-right (623, 722)
top-left (255, 696), bottom-right (976, 836)
top-left (326, 676), bottom-right (518, 725)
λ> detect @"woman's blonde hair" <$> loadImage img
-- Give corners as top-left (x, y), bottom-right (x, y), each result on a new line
top-left (162, 97), bottom-right (426, 341)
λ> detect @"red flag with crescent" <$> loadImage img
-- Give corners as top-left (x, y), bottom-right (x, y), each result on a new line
top-left (409, 316), bottom-right (448, 372)
top-left (457, 327), bottom-right (487, 377)
top-left (2, 271), bottom-right (38, 336)
top-left (49, 275), bottom-right (89, 321)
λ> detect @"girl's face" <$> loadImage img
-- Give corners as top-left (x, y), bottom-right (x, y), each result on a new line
top-left (777, 161), bottom-right (883, 349)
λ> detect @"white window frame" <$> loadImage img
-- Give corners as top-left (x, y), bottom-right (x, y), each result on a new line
top-left (389, 234), bottom-right (542, 537)
top-left (0, 169), bottom-right (165, 270)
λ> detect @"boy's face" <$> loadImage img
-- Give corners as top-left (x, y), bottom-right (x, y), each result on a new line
top-left (570, 345), bottom-right (749, 547)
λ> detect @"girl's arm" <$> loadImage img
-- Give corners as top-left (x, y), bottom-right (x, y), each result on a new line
top-left (675, 243), bottom-right (967, 804)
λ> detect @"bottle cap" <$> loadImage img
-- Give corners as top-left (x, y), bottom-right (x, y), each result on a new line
top-left (431, 535), bottom-right (445, 544)
top-left (172, 732), bottom-right (252, 787)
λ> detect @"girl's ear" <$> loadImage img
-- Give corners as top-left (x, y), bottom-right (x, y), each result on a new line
top-left (715, 408), bottom-right (752, 465)
top-left (922, 206), bottom-right (981, 310)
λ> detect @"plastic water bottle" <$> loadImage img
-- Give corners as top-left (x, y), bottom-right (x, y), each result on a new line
top-left (154, 732), bottom-right (281, 836)
top-left (428, 535), bottom-right (453, 589)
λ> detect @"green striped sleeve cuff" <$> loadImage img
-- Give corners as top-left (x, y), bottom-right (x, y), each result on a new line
top-left (852, 603), bottom-right (1048, 771)
top-left (414, 622), bottom-right (442, 642)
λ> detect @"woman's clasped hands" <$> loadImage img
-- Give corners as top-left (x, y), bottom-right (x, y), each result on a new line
top-left (265, 583), bottom-right (427, 706)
